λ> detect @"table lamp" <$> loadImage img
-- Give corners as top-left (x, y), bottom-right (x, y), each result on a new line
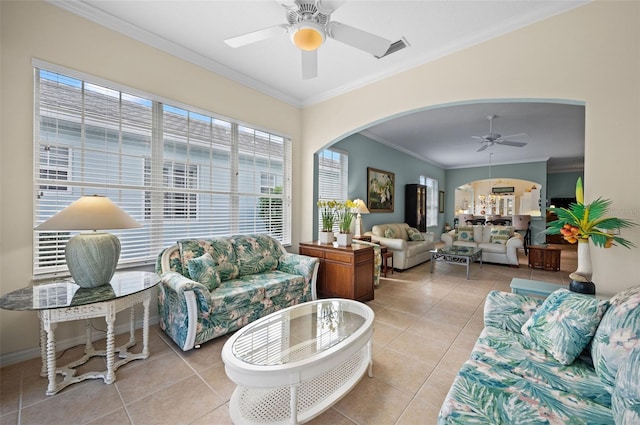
top-left (353, 199), bottom-right (370, 237)
top-left (35, 195), bottom-right (142, 288)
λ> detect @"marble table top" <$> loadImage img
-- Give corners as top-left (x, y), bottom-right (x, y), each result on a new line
top-left (0, 271), bottom-right (159, 311)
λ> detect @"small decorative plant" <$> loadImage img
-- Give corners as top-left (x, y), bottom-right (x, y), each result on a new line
top-left (546, 177), bottom-right (636, 248)
top-left (336, 200), bottom-right (356, 234)
top-left (317, 200), bottom-right (337, 232)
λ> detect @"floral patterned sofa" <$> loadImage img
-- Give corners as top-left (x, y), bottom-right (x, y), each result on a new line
top-left (439, 286), bottom-right (640, 424)
top-left (156, 234), bottom-right (319, 351)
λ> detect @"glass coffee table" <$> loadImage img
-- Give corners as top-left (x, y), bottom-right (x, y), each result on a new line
top-left (430, 246), bottom-right (483, 279)
top-left (222, 299), bottom-right (374, 425)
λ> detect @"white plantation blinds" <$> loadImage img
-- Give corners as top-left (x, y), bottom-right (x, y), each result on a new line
top-left (317, 148), bottom-right (348, 233)
top-left (420, 175), bottom-right (439, 227)
top-left (34, 66), bottom-right (291, 278)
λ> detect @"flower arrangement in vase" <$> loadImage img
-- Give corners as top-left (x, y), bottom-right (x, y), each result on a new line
top-left (317, 200), bottom-right (337, 244)
top-left (336, 200), bottom-right (356, 246)
top-left (546, 177), bottom-right (636, 291)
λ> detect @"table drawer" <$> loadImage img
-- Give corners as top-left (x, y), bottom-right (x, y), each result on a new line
top-left (325, 251), bottom-right (353, 264)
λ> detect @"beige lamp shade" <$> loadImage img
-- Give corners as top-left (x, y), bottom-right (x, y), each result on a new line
top-left (353, 199), bottom-right (369, 237)
top-left (354, 199), bottom-right (370, 214)
top-left (35, 195), bottom-right (141, 288)
top-left (35, 195), bottom-right (141, 231)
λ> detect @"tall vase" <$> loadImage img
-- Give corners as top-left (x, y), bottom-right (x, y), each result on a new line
top-left (569, 240), bottom-right (596, 294)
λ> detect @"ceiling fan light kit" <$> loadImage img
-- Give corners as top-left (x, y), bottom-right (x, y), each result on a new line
top-left (291, 22), bottom-right (325, 50)
top-left (224, 0), bottom-right (405, 79)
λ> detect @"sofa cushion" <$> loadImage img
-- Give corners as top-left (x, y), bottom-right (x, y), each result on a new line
top-left (187, 252), bottom-right (222, 291)
top-left (484, 290), bottom-right (543, 334)
top-left (384, 227), bottom-right (395, 238)
top-left (231, 234), bottom-right (280, 277)
top-left (591, 285), bottom-right (640, 389)
top-left (612, 347), bottom-right (640, 424)
top-left (439, 327), bottom-right (615, 424)
top-left (521, 289), bottom-right (608, 365)
top-left (478, 242), bottom-right (506, 254)
top-left (457, 225), bottom-right (474, 242)
top-left (406, 227), bottom-right (424, 241)
top-left (177, 238), bottom-right (237, 279)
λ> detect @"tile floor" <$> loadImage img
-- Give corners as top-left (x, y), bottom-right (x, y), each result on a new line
top-left (0, 245), bottom-right (578, 425)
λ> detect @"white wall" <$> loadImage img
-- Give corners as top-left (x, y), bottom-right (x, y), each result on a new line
top-left (300, 1), bottom-right (640, 296)
top-left (0, 1), bottom-right (301, 358)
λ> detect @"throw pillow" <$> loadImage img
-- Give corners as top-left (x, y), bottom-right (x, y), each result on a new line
top-left (590, 285), bottom-right (640, 389)
top-left (187, 252), bottom-right (222, 291)
top-left (384, 227), bottom-right (395, 238)
top-left (521, 289), bottom-right (609, 365)
top-left (490, 235), bottom-right (509, 245)
top-left (490, 226), bottom-right (514, 244)
top-left (457, 225), bottom-right (474, 242)
top-left (406, 227), bottom-right (424, 241)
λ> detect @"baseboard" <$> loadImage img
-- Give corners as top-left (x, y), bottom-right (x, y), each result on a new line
top-left (0, 314), bottom-right (160, 368)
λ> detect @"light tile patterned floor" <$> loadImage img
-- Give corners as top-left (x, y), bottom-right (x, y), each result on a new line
top-left (0, 245), bottom-right (577, 425)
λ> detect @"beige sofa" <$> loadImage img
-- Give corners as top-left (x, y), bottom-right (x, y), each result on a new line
top-left (365, 223), bottom-right (437, 270)
top-left (441, 224), bottom-right (523, 266)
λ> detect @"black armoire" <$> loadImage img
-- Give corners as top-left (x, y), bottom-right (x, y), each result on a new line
top-left (405, 184), bottom-right (427, 232)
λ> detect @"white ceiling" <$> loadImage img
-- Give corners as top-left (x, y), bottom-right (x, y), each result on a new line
top-left (50, 0), bottom-right (588, 171)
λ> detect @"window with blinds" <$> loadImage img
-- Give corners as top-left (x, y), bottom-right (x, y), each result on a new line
top-left (34, 67), bottom-right (291, 278)
top-left (317, 148), bottom-right (348, 233)
top-left (420, 175), bottom-right (439, 227)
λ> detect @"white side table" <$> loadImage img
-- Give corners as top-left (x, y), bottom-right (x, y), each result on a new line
top-left (0, 271), bottom-right (159, 395)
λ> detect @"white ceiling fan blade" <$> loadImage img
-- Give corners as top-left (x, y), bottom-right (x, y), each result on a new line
top-left (317, 0), bottom-right (346, 14)
top-left (500, 133), bottom-right (528, 139)
top-left (477, 144), bottom-right (489, 152)
top-left (471, 136), bottom-right (484, 140)
top-left (275, 0), bottom-right (299, 12)
top-left (497, 141), bottom-right (528, 147)
top-left (224, 25), bottom-right (288, 48)
top-left (326, 21), bottom-right (392, 57)
top-left (301, 49), bottom-right (318, 80)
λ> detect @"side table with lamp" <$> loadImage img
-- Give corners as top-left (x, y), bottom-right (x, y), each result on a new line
top-left (0, 194), bottom-right (158, 395)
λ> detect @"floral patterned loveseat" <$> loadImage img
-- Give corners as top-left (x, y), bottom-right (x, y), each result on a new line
top-left (156, 234), bottom-right (319, 351)
top-left (439, 286), bottom-right (640, 424)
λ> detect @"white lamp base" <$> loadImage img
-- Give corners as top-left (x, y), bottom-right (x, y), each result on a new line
top-left (355, 213), bottom-right (363, 237)
top-left (65, 232), bottom-right (120, 288)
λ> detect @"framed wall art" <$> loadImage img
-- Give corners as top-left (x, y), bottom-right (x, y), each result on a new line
top-left (439, 191), bottom-right (445, 213)
top-left (367, 167), bottom-right (395, 212)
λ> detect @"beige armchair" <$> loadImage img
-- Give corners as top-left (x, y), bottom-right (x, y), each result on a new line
top-left (364, 223), bottom-right (437, 270)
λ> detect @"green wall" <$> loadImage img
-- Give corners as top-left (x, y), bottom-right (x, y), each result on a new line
top-left (547, 171), bottom-right (584, 202)
top-left (322, 133), bottom-right (446, 235)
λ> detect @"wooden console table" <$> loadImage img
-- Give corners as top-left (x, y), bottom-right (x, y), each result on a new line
top-left (299, 241), bottom-right (374, 302)
top-left (528, 245), bottom-right (561, 271)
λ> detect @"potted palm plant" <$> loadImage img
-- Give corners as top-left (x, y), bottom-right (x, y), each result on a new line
top-left (546, 177), bottom-right (636, 293)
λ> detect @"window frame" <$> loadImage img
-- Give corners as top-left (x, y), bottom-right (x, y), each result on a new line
top-left (33, 61), bottom-right (292, 279)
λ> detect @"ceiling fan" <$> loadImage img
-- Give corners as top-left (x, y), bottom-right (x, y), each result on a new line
top-left (473, 115), bottom-right (528, 152)
top-left (224, 0), bottom-right (403, 80)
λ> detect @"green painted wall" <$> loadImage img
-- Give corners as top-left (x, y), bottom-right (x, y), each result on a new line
top-left (325, 133), bottom-right (446, 235)
top-left (547, 171), bottom-right (584, 201)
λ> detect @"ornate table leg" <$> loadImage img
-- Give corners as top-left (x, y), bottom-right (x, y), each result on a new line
top-left (39, 313), bottom-right (47, 377)
top-left (104, 307), bottom-right (116, 384)
top-left (43, 315), bottom-right (58, 396)
top-left (367, 338), bottom-right (373, 378)
top-left (142, 294), bottom-right (151, 358)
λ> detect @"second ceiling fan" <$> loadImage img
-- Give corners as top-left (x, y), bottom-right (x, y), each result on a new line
top-left (473, 115), bottom-right (528, 152)
top-left (224, 0), bottom-right (404, 79)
